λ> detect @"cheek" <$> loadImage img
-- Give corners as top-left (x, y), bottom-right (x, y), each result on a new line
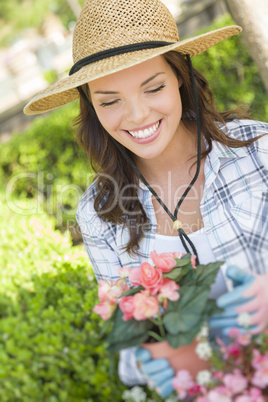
top-left (161, 89), bottom-right (182, 117)
top-left (94, 107), bottom-right (122, 134)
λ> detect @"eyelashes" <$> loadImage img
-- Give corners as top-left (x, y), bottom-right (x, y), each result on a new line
top-left (146, 84), bottom-right (166, 94)
top-left (99, 84), bottom-right (166, 107)
top-left (100, 100), bottom-right (119, 107)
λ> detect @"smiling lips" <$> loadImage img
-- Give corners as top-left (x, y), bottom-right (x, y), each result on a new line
top-left (127, 120), bottom-right (161, 139)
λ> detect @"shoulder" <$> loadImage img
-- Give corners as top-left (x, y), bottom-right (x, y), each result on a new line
top-left (219, 119), bottom-right (268, 167)
top-left (224, 119), bottom-right (268, 141)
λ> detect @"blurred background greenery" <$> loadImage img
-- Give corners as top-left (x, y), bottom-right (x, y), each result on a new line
top-left (0, 0), bottom-right (267, 400)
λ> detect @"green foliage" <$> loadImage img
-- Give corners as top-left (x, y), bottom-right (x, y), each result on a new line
top-left (43, 70), bottom-right (58, 85)
top-left (0, 103), bottom-right (92, 227)
top-left (192, 14), bottom-right (268, 122)
top-left (0, 196), bottom-right (126, 400)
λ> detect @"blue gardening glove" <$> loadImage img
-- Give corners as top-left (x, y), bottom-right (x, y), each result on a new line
top-left (209, 266), bottom-right (268, 335)
top-left (135, 347), bottom-right (174, 398)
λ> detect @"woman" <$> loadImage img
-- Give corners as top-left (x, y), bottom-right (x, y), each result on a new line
top-left (24, 0), bottom-right (268, 397)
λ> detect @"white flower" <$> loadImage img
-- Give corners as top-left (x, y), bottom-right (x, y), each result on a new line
top-left (196, 323), bottom-right (209, 341)
top-left (122, 386), bottom-right (147, 402)
top-left (237, 312), bottom-right (251, 328)
top-left (196, 370), bottom-right (212, 385)
top-left (195, 341), bottom-right (212, 360)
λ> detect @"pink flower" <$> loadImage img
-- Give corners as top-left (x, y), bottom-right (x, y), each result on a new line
top-left (196, 398), bottom-right (209, 402)
top-left (129, 267), bottom-right (142, 286)
top-left (172, 370), bottom-right (195, 400)
top-left (235, 396), bottom-right (251, 402)
top-left (228, 327), bottom-right (241, 339)
top-left (191, 254), bottom-right (197, 268)
top-left (173, 251), bottom-right (186, 259)
top-left (93, 300), bottom-right (116, 320)
top-left (118, 267), bottom-right (131, 278)
top-left (237, 333), bottom-right (251, 346)
top-left (252, 349), bottom-right (268, 371)
top-left (228, 342), bottom-right (241, 357)
top-left (119, 296), bottom-right (135, 321)
top-left (139, 262), bottom-right (163, 294)
top-left (98, 279), bottom-right (129, 303)
top-left (249, 387), bottom-right (265, 402)
top-left (251, 370), bottom-right (268, 389)
top-left (207, 387), bottom-right (232, 402)
top-left (158, 278), bottom-right (180, 308)
top-left (223, 372), bottom-right (248, 394)
top-left (213, 371), bottom-right (224, 380)
top-left (132, 290), bottom-right (159, 320)
top-left (150, 251), bottom-right (176, 272)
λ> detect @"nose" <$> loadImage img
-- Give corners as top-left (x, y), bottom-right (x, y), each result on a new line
top-left (125, 97), bottom-right (150, 125)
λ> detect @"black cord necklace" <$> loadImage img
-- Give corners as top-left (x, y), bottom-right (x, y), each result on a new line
top-left (109, 55), bottom-right (202, 265)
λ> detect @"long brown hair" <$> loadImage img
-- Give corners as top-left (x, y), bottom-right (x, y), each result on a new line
top-left (74, 51), bottom-right (256, 255)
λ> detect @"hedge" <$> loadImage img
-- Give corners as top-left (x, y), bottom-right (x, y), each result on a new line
top-left (0, 197), bottom-right (127, 401)
top-left (0, 103), bottom-right (91, 228)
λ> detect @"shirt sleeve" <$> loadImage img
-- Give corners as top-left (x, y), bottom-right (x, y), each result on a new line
top-left (76, 200), bottom-right (147, 386)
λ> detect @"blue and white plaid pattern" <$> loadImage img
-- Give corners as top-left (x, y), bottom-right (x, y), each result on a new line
top-left (76, 119), bottom-right (268, 385)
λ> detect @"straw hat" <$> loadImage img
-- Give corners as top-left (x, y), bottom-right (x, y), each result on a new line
top-left (24, 0), bottom-right (242, 115)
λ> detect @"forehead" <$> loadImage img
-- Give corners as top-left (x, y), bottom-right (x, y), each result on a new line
top-left (88, 55), bottom-right (172, 91)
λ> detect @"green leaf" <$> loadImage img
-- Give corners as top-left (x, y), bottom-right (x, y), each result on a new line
top-left (163, 266), bottom-right (189, 282)
top-left (107, 333), bottom-right (149, 351)
top-left (194, 262), bottom-right (224, 286)
top-left (166, 326), bottom-right (197, 348)
top-left (105, 308), bottom-right (154, 347)
top-left (122, 285), bottom-right (143, 296)
top-left (163, 312), bottom-right (181, 335)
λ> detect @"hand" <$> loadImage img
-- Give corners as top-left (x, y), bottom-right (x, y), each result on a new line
top-left (209, 266), bottom-right (268, 335)
top-left (135, 347), bottom-right (174, 397)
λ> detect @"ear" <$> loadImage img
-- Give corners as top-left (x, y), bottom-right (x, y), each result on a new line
top-left (177, 76), bottom-right (183, 88)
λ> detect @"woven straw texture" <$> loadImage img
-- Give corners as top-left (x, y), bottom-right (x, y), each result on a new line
top-left (24, 0), bottom-right (242, 115)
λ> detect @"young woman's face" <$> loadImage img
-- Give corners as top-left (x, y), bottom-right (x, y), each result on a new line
top-left (88, 55), bottom-right (183, 161)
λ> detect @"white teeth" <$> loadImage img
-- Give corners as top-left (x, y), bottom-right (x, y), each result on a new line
top-left (128, 121), bottom-right (160, 138)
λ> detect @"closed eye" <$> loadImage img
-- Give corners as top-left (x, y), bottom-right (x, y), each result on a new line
top-left (100, 100), bottom-right (119, 107)
top-left (146, 84), bottom-right (166, 94)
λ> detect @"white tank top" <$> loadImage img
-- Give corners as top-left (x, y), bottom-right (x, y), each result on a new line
top-left (155, 228), bottom-right (227, 299)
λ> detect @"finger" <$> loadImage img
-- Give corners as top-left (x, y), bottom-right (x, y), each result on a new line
top-left (242, 279), bottom-right (261, 298)
top-left (148, 367), bottom-right (174, 387)
top-left (216, 284), bottom-right (254, 308)
top-left (235, 297), bottom-right (261, 314)
top-left (248, 309), bottom-right (266, 327)
top-left (249, 323), bottom-right (265, 335)
top-left (135, 347), bottom-right (151, 363)
top-left (209, 317), bottom-right (238, 329)
top-left (212, 305), bottom-right (242, 320)
top-left (226, 266), bottom-right (255, 284)
top-left (156, 378), bottom-right (174, 398)
top-left (141, 358), bottom-right (170, 375)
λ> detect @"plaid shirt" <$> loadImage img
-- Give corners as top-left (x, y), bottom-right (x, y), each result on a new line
top-left (76, 119), bottom-right (268, 386)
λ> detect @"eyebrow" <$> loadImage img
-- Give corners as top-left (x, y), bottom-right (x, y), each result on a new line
top-left (93, 72), bottom-right (165, 94)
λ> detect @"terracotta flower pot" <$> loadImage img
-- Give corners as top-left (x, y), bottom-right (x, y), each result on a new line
top-left (142, 339), bottom-right (210, 379)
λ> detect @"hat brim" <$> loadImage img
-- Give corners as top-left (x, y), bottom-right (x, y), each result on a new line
top-left (24, 26), bottom-right (241, 115)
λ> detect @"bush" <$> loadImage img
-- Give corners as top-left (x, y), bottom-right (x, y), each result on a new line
top-left (0, 103), bottom-right (92, 228)
top-left (0, 198), bottom-right (126, 401)
top-left (192, 14), bottom-right (268, 122)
